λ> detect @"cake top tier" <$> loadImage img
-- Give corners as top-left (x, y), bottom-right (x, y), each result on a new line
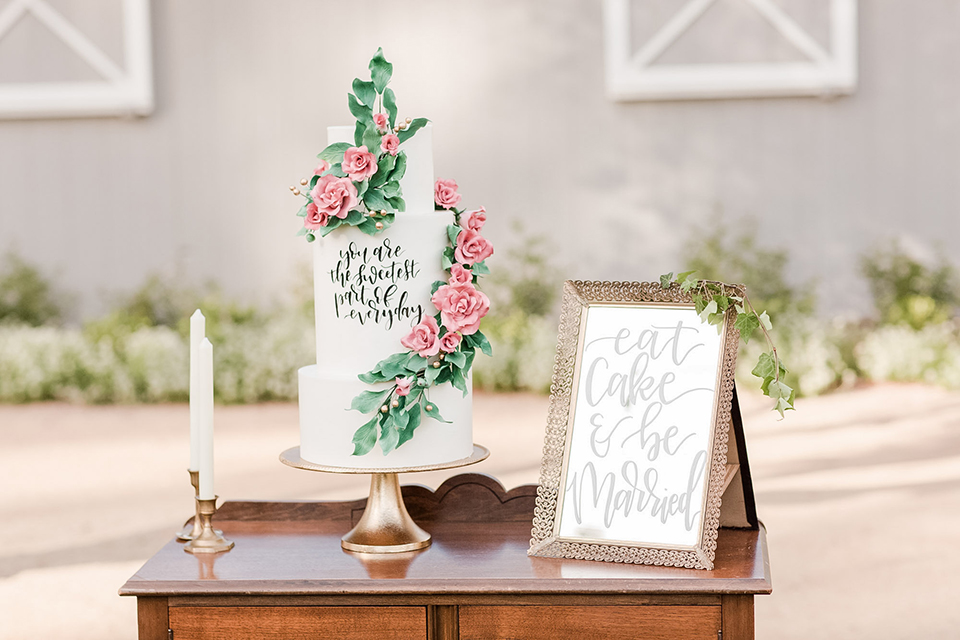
top-left (327, 124), bottom-right (435, 215)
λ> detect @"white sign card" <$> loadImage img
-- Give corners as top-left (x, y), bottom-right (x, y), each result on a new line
top-left (529, 281), bottom-right (741, 570)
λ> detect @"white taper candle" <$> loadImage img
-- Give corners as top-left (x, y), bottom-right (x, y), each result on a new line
top-left (198, 338), bottom-right (215, 500)
top-left (189, 310), bottom-right (205, 471)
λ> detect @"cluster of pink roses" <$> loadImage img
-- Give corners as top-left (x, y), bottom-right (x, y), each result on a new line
top-left (399, 181), bottom-right (493, 360)
top-left (303, 144), bottom-right (383, 230)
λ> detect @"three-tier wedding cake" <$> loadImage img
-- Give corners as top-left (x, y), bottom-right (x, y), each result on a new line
top-left (293, 50), bottom-right (493, 469)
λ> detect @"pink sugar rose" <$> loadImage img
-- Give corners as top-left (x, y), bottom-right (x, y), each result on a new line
top-left (380, 133), bottom-right (400, 156)
top-left (342, 145), bottom-right (378, 181)
top-left (454, 229), bottom-right (494, 265)
top-left (395, 376), bottom-right (413, 396)
top-left (400, 315), bottom-right (440, 357)
top-left (431, 283), bottom-right (490, 335)
top-left (373, 112), bottom-right (389, 133)
top-left (310, 174), bottom-right (358, 219)
top-left (439, 331), bottom-right (462, 353)
top-left (434, 178), bottom-right (461, 209)
top-left (462, 206), bottom-right (486, 231)
top-left (303, 202), bottom-right (328, 230)
top-left (314, 160), bottom-right (330, 176)
top-left (448, 263), bottom-right (473, 286)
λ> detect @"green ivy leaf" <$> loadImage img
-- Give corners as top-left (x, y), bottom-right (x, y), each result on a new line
top-left (758, 311), bottom-right (773, 331)
top-left (397, 118), bottom-right (428, 143)
top-left (350, 388), bottom-right (393, 414)
top-left (693, 294), bottom-right (707, 315)
top-left (698, 300), bottom-right (718, 323)
top-left (317, 142), bottom-right (350, 163)
top-left (369, 47), bottom-right (393, 93)
top-left (351, 414), bottom-right (380, 456)
top-left (352, 78), bottom-right (377, 108)
top-left (383, 87), bottom-right (398, 128)
top-left (659, 272), bottom-right (674, 289)
top-left (734, 312), bottom-right (761, 342)
top-left (680, 277), bottom-right (698, 293)
top-left (713, 295), bottom-right (730, 312)
top-left (677, 270), bottom-right (697, 283)
top-left (751, 351), bottom-right (786, 380)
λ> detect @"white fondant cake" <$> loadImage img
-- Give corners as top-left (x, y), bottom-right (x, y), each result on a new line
top-left (298, 125), bottom-right (474, 468)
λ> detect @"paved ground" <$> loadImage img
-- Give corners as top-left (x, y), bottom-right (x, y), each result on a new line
top-left (2, 385), bottom-right (960, 639)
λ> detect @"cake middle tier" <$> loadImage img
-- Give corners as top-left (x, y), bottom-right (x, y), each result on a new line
top-left (313, 211), bottom-right (452, 369)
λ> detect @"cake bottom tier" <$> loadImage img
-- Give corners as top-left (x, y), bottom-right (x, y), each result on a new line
top-left (298, 365), bottom-right (474, 469)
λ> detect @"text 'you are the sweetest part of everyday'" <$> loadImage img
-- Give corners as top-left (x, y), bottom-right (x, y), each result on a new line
top-left (329, 239), bottom-right (425, 330)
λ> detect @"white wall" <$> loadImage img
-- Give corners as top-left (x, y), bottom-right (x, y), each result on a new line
top-left (1, 0), bottom-right (959, 319)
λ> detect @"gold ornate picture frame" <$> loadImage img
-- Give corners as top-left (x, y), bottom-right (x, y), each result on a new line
top-left (528, 280), bottom-right (742, 570)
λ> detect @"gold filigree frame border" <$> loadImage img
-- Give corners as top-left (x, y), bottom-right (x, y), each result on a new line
top-left (528, 280), bottom-right (742, 570)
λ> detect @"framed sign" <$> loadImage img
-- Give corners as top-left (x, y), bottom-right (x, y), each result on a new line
top-left (529, 280), bottom-right (741, 570)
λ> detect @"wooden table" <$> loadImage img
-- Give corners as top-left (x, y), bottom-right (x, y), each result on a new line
top-left (120, 474), bottom-right (771, 640)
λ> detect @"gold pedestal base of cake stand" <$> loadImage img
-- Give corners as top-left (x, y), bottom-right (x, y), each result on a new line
top-left (279, 445), bottom-right (489, 553)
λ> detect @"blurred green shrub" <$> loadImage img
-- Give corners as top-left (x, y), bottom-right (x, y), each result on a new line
top-left (473, 231), bottom-right (562, 393)
top-left (0, 253), bottom-right (64, 326)
top-left (861, 241), bottom-right (959, 329)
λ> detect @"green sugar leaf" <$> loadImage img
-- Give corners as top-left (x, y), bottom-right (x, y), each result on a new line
top-left (369, 153), bottom-right (396, 189)
top-left (405, 352), bottom-right (428, 371)
top-left (363, 189), bottom-right (390, 213)
top-left (472, 331), bottom-right (493, 356)
top-left (382, 180), bottom-right (401, 198)
top-left (343, 209), bottom-right (365, 225)
top-left (445, 351), bottom-right (466, 368)
top-left (734, 312), bottom-right (761, 342)
top-left (397, 404), bottom-right (421, 447)
top-left (451, 366), bottom-right (468, 395)
top-left (389, 152), bottom-right (407, 182)
top-left (350, 387), bottom-right (393, 414)
top-left (362, 125), bottom-right (381, 155)
top-left (446, 224), bottom-right (461, 245)
top-left (352, 78), bottom-right (377, 108)
top-left (421, 397), bottom-right (450, 423)
top-left (356, 217), bottom-right (382, 236)
top-left (383, 88), bottom-right (397, 128)
top-left (351, 414), bottom-right (380, 456)
top-left (354, 120), bottom-right (365, 147)
top-left (441, 248), bottom-right (453, 270)
top-left (430, 280), bottom-right (445, 295)
top-left (424, 363), bottom-right (442, 385)
top-left (295, 226), bottom-right (307, 237)
top-left (397, 118), bottom-right (428, 143)
top-left (378, 414), bottom-right (400, 454)
top-left (317, 142), bottom-right (350, 163)
top-left (327, 163), bottom-right (347, 178)
top-left (471, 261), bottom-right (490, 276)
top-left (347, 92), bottom-right (372, 124)
top-left (386, 195), bottom-right (405, 212)
top-left (296, 203), bottom-right (308, 218)
top-left (369, 47), bottom-right (393, 93)
top-left (659, 272), bottom-right (674, 289)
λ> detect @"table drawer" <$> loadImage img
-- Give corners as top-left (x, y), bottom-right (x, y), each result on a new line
top-left (459, 605), bottom-right (721, 640)
top-left (169, 605), bottom-right (425, 640)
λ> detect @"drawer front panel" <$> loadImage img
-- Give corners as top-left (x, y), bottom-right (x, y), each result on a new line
top-left (169, 605), bottom-right (425, 640)
top-left (459, 605), bottom-right (721, 640)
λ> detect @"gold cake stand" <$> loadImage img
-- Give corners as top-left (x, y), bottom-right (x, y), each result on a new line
top-left (279, 444), bottom-right (489, 553)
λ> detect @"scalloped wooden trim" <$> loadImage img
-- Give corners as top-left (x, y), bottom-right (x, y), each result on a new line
top-left (529, 280), bottom-right (743, 570)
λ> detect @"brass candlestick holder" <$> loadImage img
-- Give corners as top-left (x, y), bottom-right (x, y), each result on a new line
top-left (280, 444), bottom-right (489, 554)
top-left (184, 497), bottom-right (235, 554)
top-left (176, 470), bottom-right (202, 541)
